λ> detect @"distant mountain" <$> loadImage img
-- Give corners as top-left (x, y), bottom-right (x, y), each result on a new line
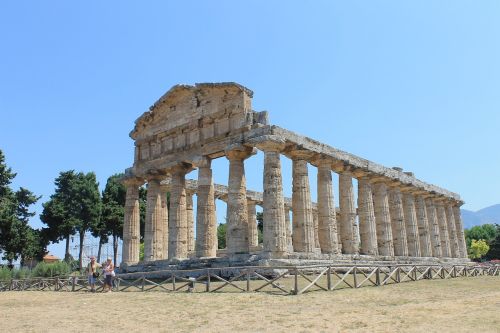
top-left (461, 204), bottom-right (500, 229)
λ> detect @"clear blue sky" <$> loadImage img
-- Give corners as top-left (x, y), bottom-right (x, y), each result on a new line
top-left (1, 1), bottom-right (499, 258)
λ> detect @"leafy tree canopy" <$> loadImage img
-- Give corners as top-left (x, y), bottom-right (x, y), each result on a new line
top-left (469, 239), bottom-right (490, 260)
top-left (0, 150), bottom-right (44, 264)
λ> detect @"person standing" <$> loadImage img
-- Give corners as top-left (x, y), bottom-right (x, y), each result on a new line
top-left (102, 257), bottom-right (115, 292)
top-left (87, 256), bottom-right (101, 293)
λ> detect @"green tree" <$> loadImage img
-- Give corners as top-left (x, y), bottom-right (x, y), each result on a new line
top-left (217, 223), bottom-right (226, 249)
top-left (100, 174), bottom-right (126, 266)
top-left (0, 150), bottom-right (45, 265)
top-left (484, 224), bottom-right (500, 260)
top-left (40, 171), bottom-right (79, 260)
top-left (469, 239), bottom-right (490, 260)
top-left (465, 224), bottom-right (497, 258)
top-left (465, 224), bottom-right (497, 246)
top-left (256, 211), bottom-right (263, 244)
top-left (40, 170), bottom-right (101, 270)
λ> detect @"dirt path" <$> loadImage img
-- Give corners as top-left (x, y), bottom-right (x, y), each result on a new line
top-left (1, 276), bottom-right (499, 332)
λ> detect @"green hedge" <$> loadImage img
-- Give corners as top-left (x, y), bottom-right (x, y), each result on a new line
top-left (0, 261), bottom-right (73, 281)
top-left (32, 261), bottom-right (72, 277)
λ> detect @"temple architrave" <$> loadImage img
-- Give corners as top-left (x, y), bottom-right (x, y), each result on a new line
top-left (121, 82), bottom-right (468, 270)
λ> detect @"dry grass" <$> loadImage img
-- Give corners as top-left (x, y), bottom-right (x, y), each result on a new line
top-left (0, 276), bottom-right (499, 333)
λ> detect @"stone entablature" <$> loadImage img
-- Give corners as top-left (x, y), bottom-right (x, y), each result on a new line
top-left (121, 82), bottom-right (467, 266)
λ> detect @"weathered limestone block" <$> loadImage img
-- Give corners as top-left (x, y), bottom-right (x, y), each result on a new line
top-left (291, 151), bottom-right (315, 253)
top-left (388, 187), bottom-right (408, 256)
top-left (317, 161), bottom-right (340, 254)
top-left (262, 147), bottom-right (288, 256)
top-left (186, 191), bottom-right (195, 253)
top-left (226, 146), bottom-right (255, 255)
top-left (452, 204), bottom-right (468, 258)
top-left (445, 203), bottom-right (460, 258)
top-left (195, 159), bottom-right (217, 257)
top-left (169, 166), bottom-right (189, 259)
top-left (403, 192), bottom-right (421, 257)
top-left (122, 180), bottom-right (141, 265)
top-left (247, 200), bottom-right (259, 248)
top-left (425, 198), bottom-right (442, 257)
top-left (435, 200), bottom-right (451, 257)
top-left (357, 177), bottom-right (378, 255)
top-left (373, 182), bottom-right (394, 256)
top-left (159, 186), bottom-right (169, 259)
top-left (339, 171), bottom-right (359, 254)
top-left (144, 178), bottom-right (164, 261)
top-left (415, 195), bottom-right (432, 257)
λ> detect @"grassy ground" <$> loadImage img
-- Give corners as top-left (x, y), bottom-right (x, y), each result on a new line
top-left (0, 276), bottom-right (498, 333)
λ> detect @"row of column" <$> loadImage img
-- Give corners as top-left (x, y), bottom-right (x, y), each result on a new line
top-left (122, 147), bottom-right (468, 265)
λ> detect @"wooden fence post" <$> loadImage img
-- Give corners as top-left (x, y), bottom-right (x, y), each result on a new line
top-left (206, 269), bottom-right (211, 292)
top-left (293, 268), bottom-right (298, 295)
top-left (327, 266), bottom-right (332, 291)
top-left (353, 266), bottom-right (358, 288)
top-left (246, 268), bottom-right (251, 292)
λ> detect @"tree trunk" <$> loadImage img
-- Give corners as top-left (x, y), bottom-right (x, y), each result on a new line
top-left (97, 236), bottom-right (103, 263)
top-left (65, 235), bottom-right (71, 261)
top-left (113, 234), bottom-right (118, 267)
top-left (78, 230), bottom-right (85, 271)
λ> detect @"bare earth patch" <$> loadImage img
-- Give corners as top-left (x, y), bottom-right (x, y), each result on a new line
top-left (0, 276), bottom-right (498, 333)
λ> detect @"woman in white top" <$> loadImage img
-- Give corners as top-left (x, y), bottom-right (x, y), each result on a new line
top-left (102, 257), bottom-right (115, 292)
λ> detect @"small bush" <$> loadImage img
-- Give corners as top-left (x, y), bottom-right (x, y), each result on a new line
top-left (0, 267), bottom-right (12, 281)
top-left (32, 261), bottom-right (72, 277)
top-left (12, 268), bottom-right (31, 279)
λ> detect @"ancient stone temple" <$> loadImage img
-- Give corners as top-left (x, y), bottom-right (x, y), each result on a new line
top-left (121, 82), bottom-right (468, 269)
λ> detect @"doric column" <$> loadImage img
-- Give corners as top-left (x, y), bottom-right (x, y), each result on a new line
top-left (317, 160), bottom-right (340, 254)
top-left (196, 158), bottom-right (217, 258)
top-left (144, 177), bottom-right (164, 261)
top-left (186, 190), bottom-right (195, 254)
top-left (339, 171), bottom-right (359, 254)
top-left (169, 165), bottom-right (190, 260)
top-left (159, 185), bottom-right (169, 259)
top-left (122, 178), bottom-right (142, 265)
top-left (424, 198), bottom-right (442, 257)
top-left (372, 182), bottom-right (394, 256)
top-left (452, 202), bottom-right (467, 258)
top-left (262, 142), bottom-right (288, 256)
top-left (445, 202), bottom-right (460, 258)
top-left (284, 205), bottom-right (293, 251)
top-left (247, 200), bottom-right (258, 248)
top-left (357, 176), bottom-right (378, 255)
top-left (313, 210), bottom-right (320, 249)
top-left (388, 186), bottom-right (408, 256)
top-left (415, 195), bottom-right (432, 257)
top-left (402, 191), bottom-right (421, 257)
top-left (226, 146), bottom-right (255, 255)
top-left (291, 150), bottom-right (315, 253)
top-left (435, 199), bottom-right (451, 257)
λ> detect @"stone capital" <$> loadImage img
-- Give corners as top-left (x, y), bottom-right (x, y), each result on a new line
top-left (366, 175), bottom-right (389, 185)
top-left (331, 160), bottom-right (354, 173)
top-left (192, 155), bottom-right (212, 169)
top-left (248, 135), bottom-right (286, 152)
top-left (169, 162), bottom-right (194, 175)
top-left (225, 145), bottom-right (257, 160)
top-left (121, 176), bottom-right (145, 187)
top-left (351, 169), bottom-right (367, 178)
top-left (289, 148), bottom-right (314, 161)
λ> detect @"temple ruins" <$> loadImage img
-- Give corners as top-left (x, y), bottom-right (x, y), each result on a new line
top-left (121, 82), bottom-right (468, 271)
